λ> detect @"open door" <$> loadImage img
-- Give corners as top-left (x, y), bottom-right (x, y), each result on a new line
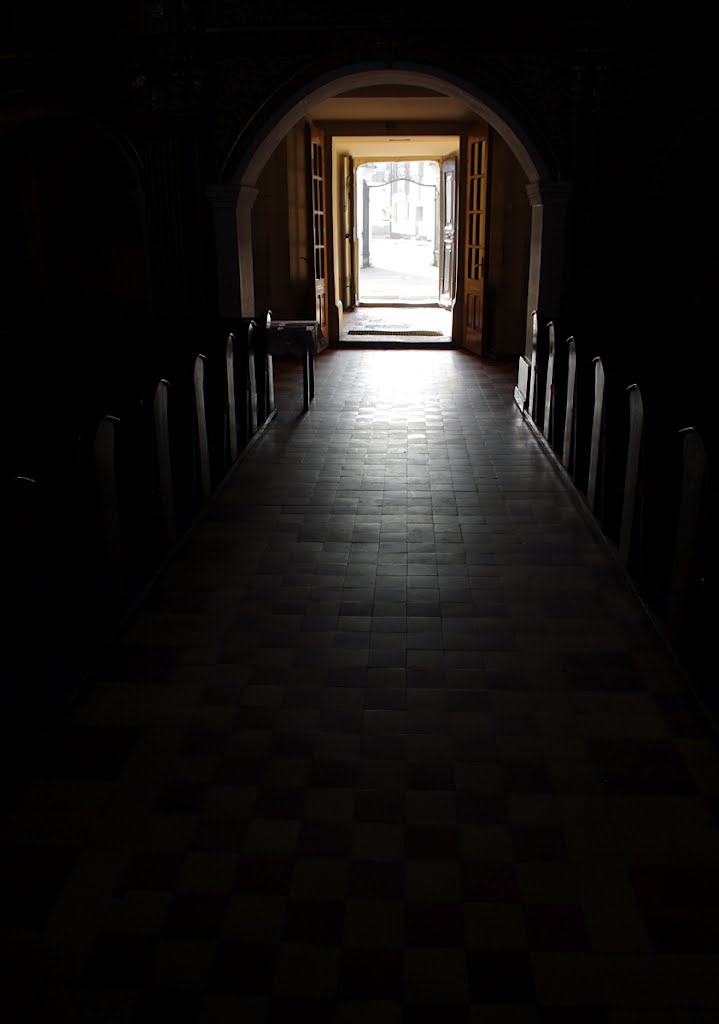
top-left (461, 133), bottom-right (489, 353)
top-left (439, 155), bottom-right (457, 309)
top-left (340, 154), bottom-right (356, 311)
top-left (308, 124), bottom-right (329, 340)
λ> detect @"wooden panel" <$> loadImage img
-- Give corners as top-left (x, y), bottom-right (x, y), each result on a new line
top-left (193, 353), bottom-right (211, 506)
top-left (152, 378), bottom-right (176, 551)
top-left (341, 154), bottom-right (355, 310)
top-left (225, 333), bottom-right (238, 465)
top-left (440, 156), bottom-right (456, 307)
top-left (543, 320), bottom-right (557, 444)
top-left (527, 310), bottom-right (543, 423)
top-left (309, 125), bottom-right (328, 341)
top-left (587, 356), bottom-right (606, 514)
top-left (247, 319), bottom-right (260, 431)
top-left (462, 134), bottom-right (488, 353)
top-left (562, 337), bottom-right (577, 473)
top-left (619, 383), bottom-right (644, 567)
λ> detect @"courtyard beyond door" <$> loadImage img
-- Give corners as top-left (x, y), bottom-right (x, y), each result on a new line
top-left (356, 159), bottom-right (442, 305)
top-left (358, 236), bottom-right (440, 304)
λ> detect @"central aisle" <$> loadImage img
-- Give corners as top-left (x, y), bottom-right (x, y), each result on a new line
top-left (2, 349), bottom-right (718, 1023)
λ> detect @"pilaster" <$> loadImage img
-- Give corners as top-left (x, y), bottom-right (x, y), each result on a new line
top-left (207, 184), bottom-right (260, 319)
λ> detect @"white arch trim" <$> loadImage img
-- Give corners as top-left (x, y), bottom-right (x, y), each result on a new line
top-left (232, 66), bottom-right (550, 188)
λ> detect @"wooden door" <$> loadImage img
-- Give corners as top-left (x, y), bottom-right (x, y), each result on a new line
top-left (462, 133), bottom-right (489, 353)
top-left (341, 154), bottom-right (356, 310)
top-left (439, 156), bottom-right (457, 308)
top-left (308, 124), bottom-right (328, 340)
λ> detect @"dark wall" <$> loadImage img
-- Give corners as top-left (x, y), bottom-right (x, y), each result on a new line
top-left (0, 116), bottom-right (149, 328)
top-left (486, 130), bottom-right (531, 357)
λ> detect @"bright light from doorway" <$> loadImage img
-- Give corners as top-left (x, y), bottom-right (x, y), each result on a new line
top-left (357, 160), bottom-right (440, 304)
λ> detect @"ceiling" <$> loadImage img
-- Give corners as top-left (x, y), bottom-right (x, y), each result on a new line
top-left (332, 136), bottom-right (460, 161)
top-left (314, 86), bottom-right (478, 161)
top-left (309, 85), bottom-right (481, 126)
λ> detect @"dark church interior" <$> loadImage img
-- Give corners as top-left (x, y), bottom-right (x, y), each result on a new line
top-left (1, 2), bottom-right (717, 1020)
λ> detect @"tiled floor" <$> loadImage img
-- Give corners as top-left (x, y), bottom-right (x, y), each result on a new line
top-left (2, 348), bottom-right (719, 1023)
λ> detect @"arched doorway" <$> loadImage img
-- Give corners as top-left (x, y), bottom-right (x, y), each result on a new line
top-left (207, 66), bottom-right (569, 392)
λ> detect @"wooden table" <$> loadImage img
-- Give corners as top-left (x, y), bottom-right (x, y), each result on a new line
top-left (266, 320), bottom-right (319, 412)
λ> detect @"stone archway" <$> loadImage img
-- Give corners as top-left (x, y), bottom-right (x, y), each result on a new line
top-left (207, 64), bottom-right (569, 393)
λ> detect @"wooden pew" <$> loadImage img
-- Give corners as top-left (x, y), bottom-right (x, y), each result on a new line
top-left (192, 353), bottom-right (211, 507)
top-left (586, 355), bottom-right (606, 515)
top-left (619, 384), bottom-right (644, 569)
top-left (561, 336), bottom-right (577, 474)
top-left (152, 378), bottom-right (176, 552)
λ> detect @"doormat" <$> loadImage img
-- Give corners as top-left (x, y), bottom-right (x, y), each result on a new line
top-left (347, 330), bottom-right (445, 337)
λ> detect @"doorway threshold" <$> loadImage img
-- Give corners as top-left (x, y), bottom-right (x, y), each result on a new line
top-left (356, 300), bottom-right (442, 308)
top-left (339, 304), bottom-right (453, 345)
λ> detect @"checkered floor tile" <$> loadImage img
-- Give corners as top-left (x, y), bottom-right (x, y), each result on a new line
top-left (2, 348), bottom-right (718, 1023)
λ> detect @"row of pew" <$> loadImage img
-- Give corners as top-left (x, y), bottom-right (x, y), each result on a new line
top-left (524, 310), bottom-right (709, 693)
top-left (1, 313), bottom-right (279, 741)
